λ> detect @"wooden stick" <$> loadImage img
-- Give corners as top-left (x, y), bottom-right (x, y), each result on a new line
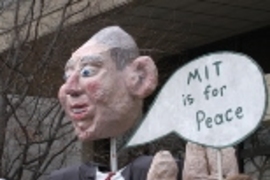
top-left (217, 149), bottom-right (223, 180)
top-left (110, 138), bottom-right (118, 172)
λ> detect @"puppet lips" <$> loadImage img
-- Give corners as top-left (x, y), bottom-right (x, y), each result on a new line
top-left (70, 104), bottom-right (89, 120)
top-left (72, 108), bottom-right (86, 113)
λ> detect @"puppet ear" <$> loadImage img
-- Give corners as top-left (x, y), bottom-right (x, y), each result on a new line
top-left (125, 56), bottom-right (158, 98)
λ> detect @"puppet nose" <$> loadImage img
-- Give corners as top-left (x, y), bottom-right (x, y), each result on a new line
top-left (65, 73), bottom-right (82, 97)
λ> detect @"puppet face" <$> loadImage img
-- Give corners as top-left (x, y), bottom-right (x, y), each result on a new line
top-left (58, 43), bottom-right (142, 141)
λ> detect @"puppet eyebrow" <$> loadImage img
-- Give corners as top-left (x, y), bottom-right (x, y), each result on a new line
top-left (80, 55), bottom-right (103, 66)
top-left (64, 55), bottom-right (103, 71)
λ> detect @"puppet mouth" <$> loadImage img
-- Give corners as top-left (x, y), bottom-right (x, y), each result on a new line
top-left (70, 104), bottom-right (89, 120)
top-left (72, 108), bottom-right (87, 114)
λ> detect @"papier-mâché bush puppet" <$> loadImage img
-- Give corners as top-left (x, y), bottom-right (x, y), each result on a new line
top-left (48, 26), bottom-right (182, 180)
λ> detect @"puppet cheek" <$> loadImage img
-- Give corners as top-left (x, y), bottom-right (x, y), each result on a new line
top-left (58, 85), bottom-right (66, 105)
top-left (87, 82), bottom-right (105, 100)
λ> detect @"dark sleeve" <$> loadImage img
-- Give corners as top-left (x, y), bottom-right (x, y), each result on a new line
top-left (47, 165), bottom-right (80, 180)
top-left (121, 155), bottom-right (152, 180)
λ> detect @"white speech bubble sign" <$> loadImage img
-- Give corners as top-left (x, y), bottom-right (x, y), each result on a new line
top-left (127, 51), bottom-right (267, 148)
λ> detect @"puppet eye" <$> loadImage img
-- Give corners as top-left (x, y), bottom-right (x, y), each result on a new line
top-left (63, 74), bottom-right (66, 81)
top-left (80, 66), bottom-right (96, 77)
top-left (63, 73), bottom-right (70, 81)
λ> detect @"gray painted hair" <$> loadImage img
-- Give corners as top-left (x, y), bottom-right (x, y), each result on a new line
top-left (89, 26), bottom-right (140, 70)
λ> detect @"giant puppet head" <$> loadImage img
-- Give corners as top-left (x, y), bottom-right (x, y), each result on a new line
top-left (58, 26), bottom-right (158, 141)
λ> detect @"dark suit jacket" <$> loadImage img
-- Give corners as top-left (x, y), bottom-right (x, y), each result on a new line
top-left (47, 155), bottom-right (183, 180)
